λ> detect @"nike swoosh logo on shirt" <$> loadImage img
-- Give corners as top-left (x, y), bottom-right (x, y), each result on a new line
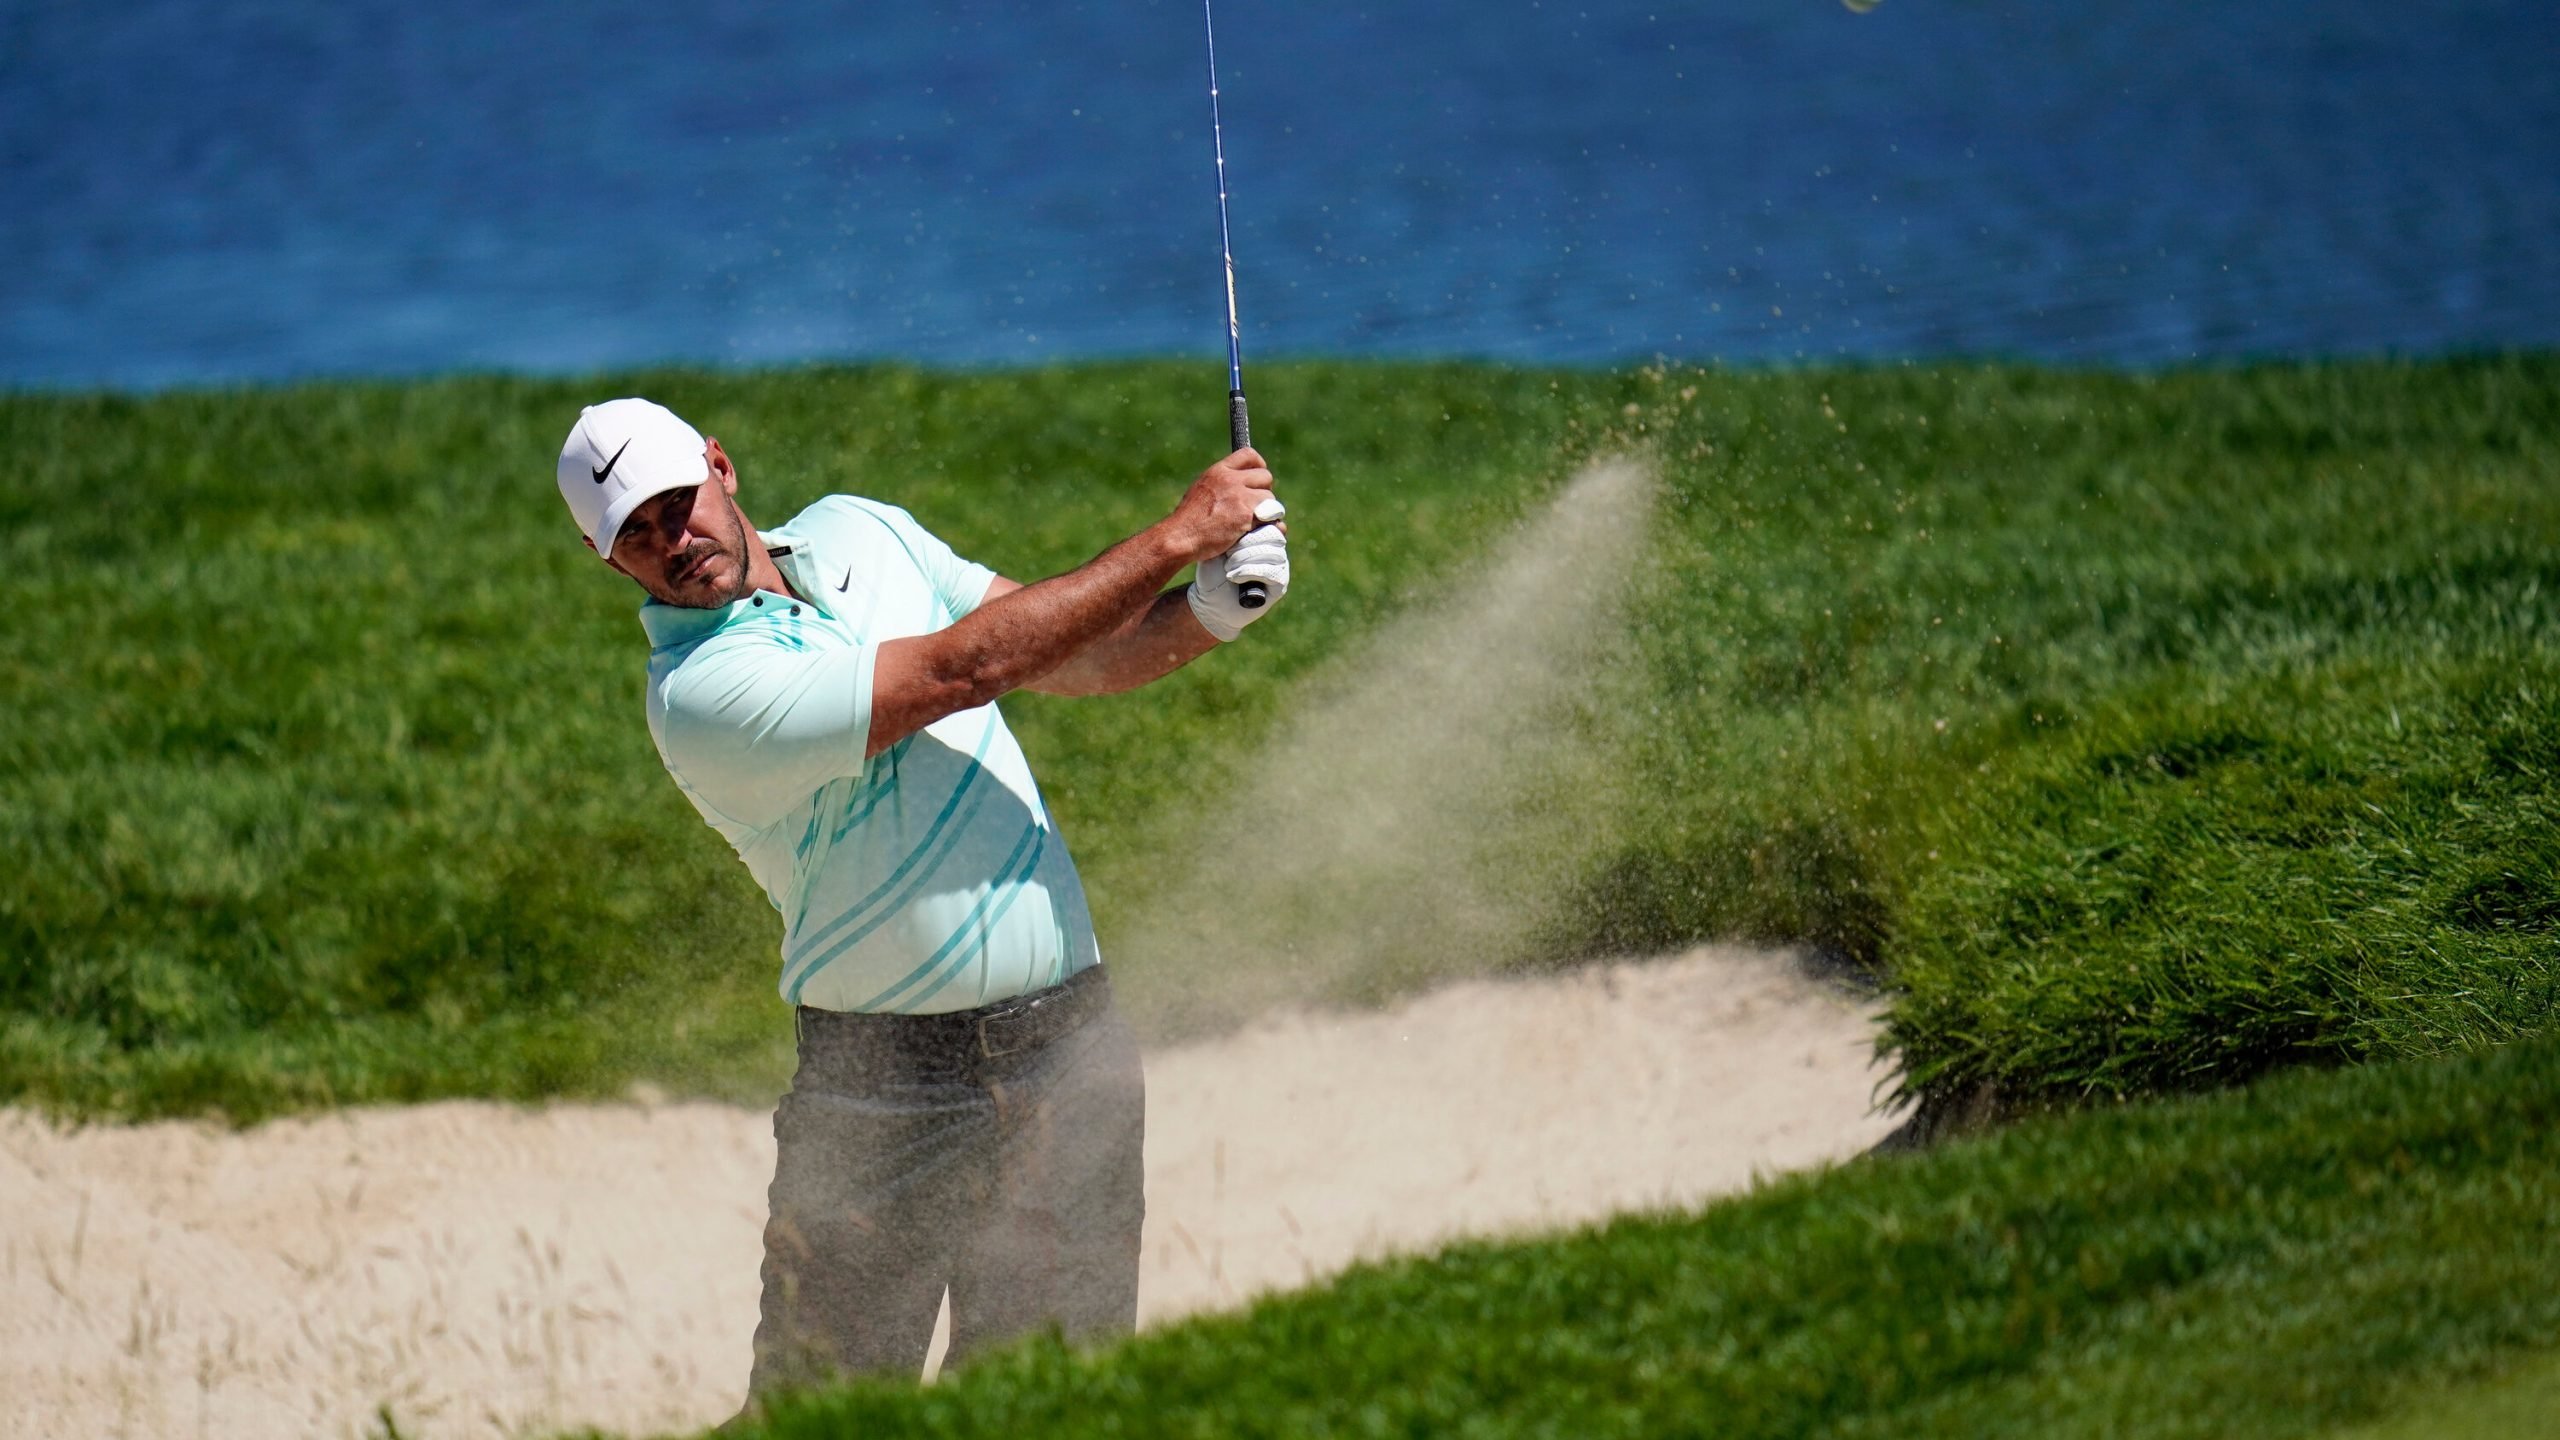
top-left (837, 566), bottom-right (854, 592)
top-left (591, 438), bottom-right (630, 485)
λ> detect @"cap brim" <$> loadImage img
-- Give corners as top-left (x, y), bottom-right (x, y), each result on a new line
top-left (592, 474), bottom-right (701, 560)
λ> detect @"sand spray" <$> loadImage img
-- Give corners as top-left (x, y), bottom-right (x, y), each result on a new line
top-left (1115, 455), bottom-right (1660, 1035)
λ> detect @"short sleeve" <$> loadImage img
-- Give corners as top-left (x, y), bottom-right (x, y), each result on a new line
top-left (655, 636), bottom-right (874, 829)
top-left (872, 503), bottom-right (998, 622)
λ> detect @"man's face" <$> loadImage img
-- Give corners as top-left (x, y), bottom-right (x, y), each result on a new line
top-left (597, 440), bottom-right (755, 608)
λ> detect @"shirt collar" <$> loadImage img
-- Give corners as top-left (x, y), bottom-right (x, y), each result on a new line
top-left (762, 525), bottom-right (836, 611)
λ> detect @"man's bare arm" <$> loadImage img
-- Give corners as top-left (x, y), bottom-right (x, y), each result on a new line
top-left (866, 450), bottom-right (1272, 756)
top-left (989, 580), bottom-right (1220, 697)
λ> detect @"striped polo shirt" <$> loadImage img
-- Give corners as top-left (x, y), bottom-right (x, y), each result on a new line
top-left (638, 495), bottom-right (1101, 1014)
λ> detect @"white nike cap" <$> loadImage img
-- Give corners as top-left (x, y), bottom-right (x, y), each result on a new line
top-left (556, 398), bottom-right (710, 557)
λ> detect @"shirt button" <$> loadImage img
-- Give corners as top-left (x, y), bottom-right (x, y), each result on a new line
top-left (752, 596), bottom-right (763, 607)
top-left (790, 605), bottom-right (802, 616)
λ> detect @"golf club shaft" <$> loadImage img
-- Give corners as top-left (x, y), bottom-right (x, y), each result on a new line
top-left (1203, 0), bottom-right (1267, 608)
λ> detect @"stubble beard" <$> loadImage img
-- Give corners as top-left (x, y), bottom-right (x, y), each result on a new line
top-left (647, 498), bottom-right (754, 610)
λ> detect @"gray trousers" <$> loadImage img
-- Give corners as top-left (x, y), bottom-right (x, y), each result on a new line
top-left (747, 965), bottom-right (1145, 1395)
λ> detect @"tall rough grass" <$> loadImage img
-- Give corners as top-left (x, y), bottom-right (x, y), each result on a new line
top-left (5, 357), bottom-right (2555, 1119)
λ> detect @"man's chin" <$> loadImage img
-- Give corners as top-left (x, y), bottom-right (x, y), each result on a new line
top-left (655, 571), bottom-right (745, 609)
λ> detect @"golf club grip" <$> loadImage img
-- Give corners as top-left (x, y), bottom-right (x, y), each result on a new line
top-left (1230, 389), bottom-right (1267, 608)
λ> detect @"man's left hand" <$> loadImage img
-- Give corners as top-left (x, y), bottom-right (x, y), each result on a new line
top-left (1189, 504), bottom-right (1289, 641)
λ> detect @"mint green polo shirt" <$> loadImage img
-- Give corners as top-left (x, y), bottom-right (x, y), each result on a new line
top-left (639, 496), bottom-right (1101, 1014)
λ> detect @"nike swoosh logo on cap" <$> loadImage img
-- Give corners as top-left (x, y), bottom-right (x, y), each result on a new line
top-left (591, 438), bottom-right (631, 486)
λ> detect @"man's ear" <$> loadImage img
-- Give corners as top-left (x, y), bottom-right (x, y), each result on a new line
top-left (705, 436), bottom-right (738, 497)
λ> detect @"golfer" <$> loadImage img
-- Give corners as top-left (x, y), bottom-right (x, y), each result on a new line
top-left (552, 398), bottom-right (1288, 1393)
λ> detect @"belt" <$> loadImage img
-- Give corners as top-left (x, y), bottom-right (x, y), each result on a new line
top-left (794, 963), bottom-right (1110, 1069)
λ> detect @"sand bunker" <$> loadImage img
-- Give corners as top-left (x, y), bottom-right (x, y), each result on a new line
top-left (1, 946), bottom-right (1895, 1440)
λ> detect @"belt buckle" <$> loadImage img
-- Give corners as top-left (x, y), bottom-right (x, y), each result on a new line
top-left (976, 1016), bottom-right (1011, 1060)
top-left (972, 999), bottom-right (1044, 1055)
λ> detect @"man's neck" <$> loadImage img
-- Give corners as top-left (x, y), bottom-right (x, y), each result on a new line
top-left (740, 525), bottom-right (803, 602)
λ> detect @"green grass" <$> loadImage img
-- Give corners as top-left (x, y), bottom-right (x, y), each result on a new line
top-left (6, 356), bottom-right (2560, 1119)
top-left (2327, 1344), bottom-right (2560, 1440)
top-left (676, 1026), bottom-right (2560, 1440)
top-left (1887, 654), bottom-right (2560, 1109)
top-left (1576, 357), bottom-right (2560, 1112)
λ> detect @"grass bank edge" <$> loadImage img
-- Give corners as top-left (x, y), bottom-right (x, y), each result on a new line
top-left (673, 1031), bottom-right (2560, 1440)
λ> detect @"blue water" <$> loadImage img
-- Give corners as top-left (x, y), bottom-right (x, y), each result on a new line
top-left (5, 0), bottom-right (2555, 389)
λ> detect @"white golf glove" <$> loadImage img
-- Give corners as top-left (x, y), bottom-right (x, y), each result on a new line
top-left (1188, 497), bottom-right (1288, 642)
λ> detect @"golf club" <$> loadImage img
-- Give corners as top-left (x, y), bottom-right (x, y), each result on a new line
top-left (1202, 0), bottom-right (1270, 609)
